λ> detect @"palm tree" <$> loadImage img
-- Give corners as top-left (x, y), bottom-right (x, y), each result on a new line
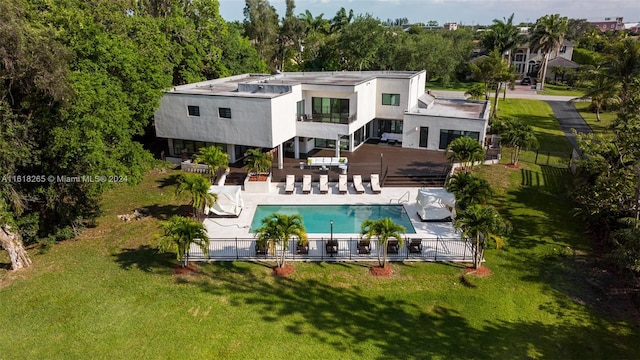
top-left (194, 145), bottom-right (229, 184)
top-left (529, 14), bottom-right (568, 91)
top-left (497, 119), bottom-right (539, 166)
top-left (446, 136), bottom-right (485, 173)
top-left (605, 38), bottom-right (640, 103)
top-left (446, 172), bottom-right (493, 210)
top-left (255, 213), bottom-right (307, 269)
top-left (454, 204), bottom-right (510, 269)
top-left (481, 13), bottom-right (526, 66)
top-left (361, 217), bottom-right (405, 268)
top-left (244, 148), bottom-right (273, 177)
top-left (158, 215), bottom-right (209, 267)
top-left (175, 173), bottom-right (217, 220)
top-left (573, 65), bottom-right (619, 122)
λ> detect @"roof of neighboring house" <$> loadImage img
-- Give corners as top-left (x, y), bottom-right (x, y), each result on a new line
top-left (562, 39), bottom-right (575, 47)
top-left (547, 57), bottom-right (579, 69)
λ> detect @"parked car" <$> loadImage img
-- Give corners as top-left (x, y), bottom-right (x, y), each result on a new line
top-left (520, 77), bottom-right (531, 86)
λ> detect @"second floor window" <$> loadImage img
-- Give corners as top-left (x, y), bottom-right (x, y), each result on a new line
top-left (187, 105), bottom-right (200, 117)
top-left (219, 107), bottom-right (232, 118)
top-left (382, 93), bottom-right (400, 106)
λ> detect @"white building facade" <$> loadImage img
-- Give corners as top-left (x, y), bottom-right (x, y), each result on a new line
top-left (154, 71), bottom-right (489, 168)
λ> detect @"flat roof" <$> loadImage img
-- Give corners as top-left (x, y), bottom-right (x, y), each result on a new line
top-left (167, 71), bottom-right (423, 98)
top-left (411, 99), bottom-right (488, 119)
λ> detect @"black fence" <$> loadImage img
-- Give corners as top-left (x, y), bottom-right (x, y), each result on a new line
top-left (186, 237), bottom-right (474, 263)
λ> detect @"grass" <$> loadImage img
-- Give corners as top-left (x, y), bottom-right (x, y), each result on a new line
top-left (537, 84), bottom-right (584, 97)
top-left (1, 166), bottom-right (639, 357)
top-left (574, 102), bottom-right (616, 135)
top-left (496, 99), bottom-right (574, 166)
top-left (426, 81), bottom-right (480, 91)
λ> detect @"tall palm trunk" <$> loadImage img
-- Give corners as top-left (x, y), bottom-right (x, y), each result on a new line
top-left (474, 233), bottom-right (481, 269)
top-left (0, 225), bottom-right (32, 270)
top-left (491, 82), bottom-right (501, 118)
top-left (539, 52), bottom-right (549, 91)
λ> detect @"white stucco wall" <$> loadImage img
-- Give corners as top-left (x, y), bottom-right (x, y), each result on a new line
top-left (402, 114), bottom-right (488, 150)
top-left (375, 78), bottom-right (411, 119)
top-left (155, 93), bottom-right (277, 148)
top-left (353, 79), bottom-right (377, 127)
top-left (270, 87), bottom-right (300, 145)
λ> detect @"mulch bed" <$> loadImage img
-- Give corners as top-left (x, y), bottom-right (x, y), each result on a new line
top-left (174, 263), bottom-right (198, 275)
top-left (464, 265), bottom-right (492, 277)
top-left (370, 264), bottom-right (394, 277)
top-left (273, 264), bottom-right (295, 277)
top-left (505, 164), bottom-right (522, 169)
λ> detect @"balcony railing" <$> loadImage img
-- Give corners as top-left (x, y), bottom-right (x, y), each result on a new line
top-left (186, 237), bottom-right (474, 263)
top-left (297, 113), bottom-right (357, 124)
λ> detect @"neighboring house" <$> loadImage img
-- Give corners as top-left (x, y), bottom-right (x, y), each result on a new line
top-left (589, 17), bottom-right (624, 31)
top-left (546, 57), bottom-right (579, 81)
top-left (154, 71), bottom-right (490, 168)
top-left (511, 39), bottom-right (575, 78)
top-left (443, 23), bottom-right (458, 31)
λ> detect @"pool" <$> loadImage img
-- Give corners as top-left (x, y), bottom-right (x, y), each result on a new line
top-left (250, 205), bottom-right (416, 234)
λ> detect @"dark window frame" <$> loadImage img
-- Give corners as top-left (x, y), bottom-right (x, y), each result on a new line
top-left (187, 105), bottom-right (200, 117)
top-left (382, 93), bottom-right (400, 106)
top-left (219, 107), bottom-right (232, 119)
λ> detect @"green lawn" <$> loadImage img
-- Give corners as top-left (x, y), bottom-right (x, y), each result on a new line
top-left (426, 81), bottom-right (480, 91)
top-left (537, 84), bottom-right (584, 97)
top-left (574, 102), bottom-right (616, 135)
top-left (1, 164), bottom-right (639, 358)
top-left (496, 99), bottom-right (573, 166)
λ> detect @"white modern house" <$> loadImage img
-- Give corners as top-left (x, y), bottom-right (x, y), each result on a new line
top-left (154, 71), bottom-right (490, 168)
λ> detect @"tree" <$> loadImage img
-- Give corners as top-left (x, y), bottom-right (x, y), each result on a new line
top-left (158, 215), bottom-right (209, 267)
top-left (254, 213), bottom-right (307, 268)
top-left (244, 148), bottom-right (273, 175)
top-left (465, 83), bottom-right (485, 100)
top-left (338, 15), bottom-right (384, 71)
top-left (605, 38), bottom-right (640, 103)
top-left (361, 217), bottom-right (406, 268)
top-left (454, 204), bottom-right (510, 269)
top-left (530, 14), bottom-right (568, 91)
top-left (194, 145), bottom-right (229, 183)
top-left (446, 173), bottom-right (493, 210)
top-left (574, 64), bottom-right (619, 121)
top-left (481, 13), bottom-right (525, 66)
top-left (470, 49), bottom-right (515, 118)
top-left (496, 118), bottom-right (539, 165)
top-left (244, 0), bottom-right (280, 70)
top-left (330, 7), bottom-right (354, 33)
top-left (175, 173), bottom-right (216, 220)
top-left (446, 137), bottom-right (485, 172)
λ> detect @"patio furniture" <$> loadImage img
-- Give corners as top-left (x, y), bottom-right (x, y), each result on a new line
top-left (338, 174), bottom-right (348, 194)
top-left (353, 175), bottom-right (365, 194)
top-left (357, 240), bottom-right (371, 255)
top-left (285, 175), bottom-right (295, 194)
top-left (408, 239), bottom-right (423, 254)
top-left (326, 240), bottom-right (338, 256)
top-left (256, 243), bottom-right (268, 257)
top-left (387, 240), bottom-right (399, 254)
top-left (319, 174), bottom-right (329, 194)
top-left (306, 157), bottom-right (348, 169)
top-left (296, 243), bottom-right (309, 255)
top-left (380, 132), bottom-right (403, 143)
top-left (370, 174), bottom-right (381, 194)
top-left (302, 174), bottom-right (312, 194)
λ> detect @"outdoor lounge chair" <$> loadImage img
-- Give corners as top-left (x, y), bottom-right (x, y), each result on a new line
top-left (408, 239), bottom-right (423, 254)
top-left (338, 174), bottom-right (348, 194)
top-left (302, 174), bottom-right (312, 194)
top-left (357, 240), bottom-right (371, 255)
top-left (353, 175), bottom-right (365, 194)
top-left (319, 174), bottom-right (329, 194)
top-left (285, 175), bottom-right (295, 194)
top-left (256, 243), bottom-right (268, 257)
top-left (387, 240), bottom-right (400, 254)
top-left (326, 239), bottom-right (338, 256)
top-left (370, 174), bottom-right (381, 194)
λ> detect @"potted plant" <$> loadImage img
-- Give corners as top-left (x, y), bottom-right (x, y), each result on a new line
top-left (243, 148), bottom-right (273, 193)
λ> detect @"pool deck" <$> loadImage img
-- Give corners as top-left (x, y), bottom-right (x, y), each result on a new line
top-left (204, 183), bottom-right (459, 240)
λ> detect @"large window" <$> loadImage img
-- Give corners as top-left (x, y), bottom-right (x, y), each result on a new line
top-left (382, 93), bottom-right (400, 106)
top-left (173, 140), bottom-right (226, 157)
top-left (377, 119), bottom-right (403, 135)
top-left (218, 107), bottom-right (232, 118)
top-left (353, 126), bottom-right (365, 147)
top-left (311, 97), bottom-right (350, 123)
top-left (187, 105), bottom-right (200, 117)
top-left (296, 100), bottom-right (305, 116)
top-left (314, 136), bottom-right (349, 151)
top-left (438, 130), bottom-right (480, 150)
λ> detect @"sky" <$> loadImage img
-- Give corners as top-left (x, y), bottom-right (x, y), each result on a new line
top-left (219, 0), bottom-right (640, 26)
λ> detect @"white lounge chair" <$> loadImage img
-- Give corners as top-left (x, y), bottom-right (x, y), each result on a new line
top-left (338, 174), bottom-right (348, 194)
top-left (370, 174), bottom-right (381, 194)
top-left (285, 175), bottom-right (295, 194)
top-left (353, 175), bottom-right (365, 194)
top-left (319, 174), bottom-right (329, 194)
top-left (302, 174), bottom-right (312, 194)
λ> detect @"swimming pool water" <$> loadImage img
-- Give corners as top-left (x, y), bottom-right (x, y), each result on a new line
top-left (250, 205), bottom-right (416, 234)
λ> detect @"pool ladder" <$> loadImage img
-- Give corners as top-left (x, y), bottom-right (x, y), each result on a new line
top-left (390, 191), bottom-right (410, 204)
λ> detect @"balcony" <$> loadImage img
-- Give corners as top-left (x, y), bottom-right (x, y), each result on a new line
top-left (297, 113), bottom-right (357, 124)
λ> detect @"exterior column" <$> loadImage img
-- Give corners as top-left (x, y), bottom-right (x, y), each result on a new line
top-left (277, 143), bottom-right (284, 169)
top-left (335, 135), bottom-right (340, 158)
top-left (294, 137), bottom-right (300, 159)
